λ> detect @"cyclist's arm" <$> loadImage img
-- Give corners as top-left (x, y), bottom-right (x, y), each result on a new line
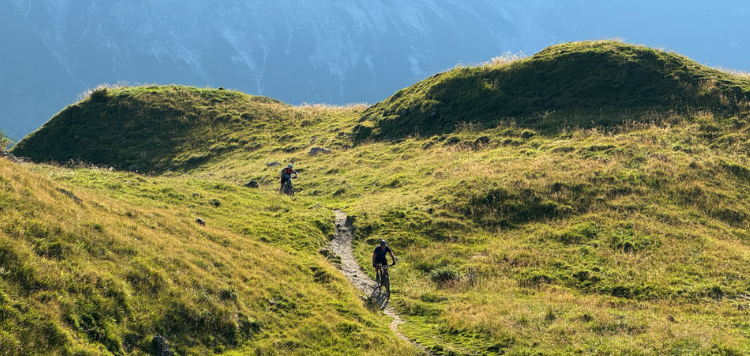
top-left (372, 252), bottom-right (377, 267)
top-left (388, 251), bottom-right (396, 265)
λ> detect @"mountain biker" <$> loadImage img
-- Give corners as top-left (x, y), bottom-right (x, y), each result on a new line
top-left (373, 239), bottom-right (396, 280)
top-left (279, 163), bottom-right (298, 193)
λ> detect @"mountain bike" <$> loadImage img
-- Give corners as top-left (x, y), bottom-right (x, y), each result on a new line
top-left (283, 177), bottom-right (295, 197)
top-left (376, 263), bottom-right (394, 294)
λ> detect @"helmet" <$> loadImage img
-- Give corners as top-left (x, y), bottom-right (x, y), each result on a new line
top-left (288, 163), bottom-right (293, 168)
top-left (379, 239), bottom-right (387, 246)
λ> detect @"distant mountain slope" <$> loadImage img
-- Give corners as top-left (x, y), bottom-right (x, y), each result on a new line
top-left (0, 0), bottom-right (82, 139)
top-left (355, 41), bottom-right (750, 139)
top-left (5, 0), bottom-right (750, 138)
top-left (4, 0), bottom-right (556, 138)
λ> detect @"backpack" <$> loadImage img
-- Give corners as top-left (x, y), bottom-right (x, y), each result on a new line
top-left (282, 167), bottom-right (294, 175)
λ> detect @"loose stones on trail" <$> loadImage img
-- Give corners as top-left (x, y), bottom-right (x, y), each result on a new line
top-left (244, 181), bottom-right (259, 188)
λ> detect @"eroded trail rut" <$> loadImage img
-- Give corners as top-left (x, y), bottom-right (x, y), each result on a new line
top-left (330, 210), bottom-right (434, 355)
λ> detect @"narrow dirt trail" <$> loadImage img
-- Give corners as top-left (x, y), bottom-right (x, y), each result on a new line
top-left (330, 210), bottom-right (435, 356)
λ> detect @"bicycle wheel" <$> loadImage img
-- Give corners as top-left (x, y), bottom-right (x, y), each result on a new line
top-left (383, 269), bottom-right (390, 294)
top-left (284, 182), bottom-right (294, 197)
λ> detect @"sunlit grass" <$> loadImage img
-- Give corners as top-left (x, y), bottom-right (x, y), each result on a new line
top-left (0, 159), bottom-right (422, 356)
top-left (7, 40), bottom-right (750, 355)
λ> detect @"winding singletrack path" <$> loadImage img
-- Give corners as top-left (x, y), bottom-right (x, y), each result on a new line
top-left (330, 210), bottom-right (435, 355)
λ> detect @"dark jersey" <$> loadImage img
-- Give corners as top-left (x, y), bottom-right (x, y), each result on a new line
top-left (373, 246), bottom-right (392, 263)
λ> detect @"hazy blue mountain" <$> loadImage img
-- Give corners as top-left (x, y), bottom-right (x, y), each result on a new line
top-left (3, 0), bottom-right (749, 139)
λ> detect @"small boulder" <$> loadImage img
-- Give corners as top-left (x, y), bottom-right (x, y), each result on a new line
top-left (196, 218), bottom-right (206, 226)
top-left (0, 149), bottom-right (20, 164)
top-left (244, 181), bottom-right (259, 188)
top-left (266, 161), bottom-right (281, 167)
top-left (152, 334), bottom-right (175, 356)
top-left (127, 164), bottom-right (139, 171)
top-left (308, 147), bottom-right (332, 156)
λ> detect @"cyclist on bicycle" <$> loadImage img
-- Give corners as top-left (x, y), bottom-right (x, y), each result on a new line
top-left (279, 163), bottom-right (298, 193)
top-left (372, 239), bottom-right (396, 278)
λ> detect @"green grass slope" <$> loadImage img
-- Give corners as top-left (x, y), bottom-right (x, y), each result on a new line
top-left (355, 40), bottom-right (750, 139)
top-left (195, 112), bottom-right (750, 355)
top-left (0, 159), bottom-right (421, 356)
top-left (7, 40), bottom-right (750, 355)
top-left (11, 85), bottom-right (357, 173)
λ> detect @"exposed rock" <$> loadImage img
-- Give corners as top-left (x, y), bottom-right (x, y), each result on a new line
top-left (195, 218), bottom-right (206, 226)
top-left (308, 147), bottom-right (332, 156)
top-left (192, 192), bottom-right (200, 198)
top-left (56, 188), bottom-right (82, 203)
top-left (152, 334), bottom-right (175, 356)
top-left (244, 181), bottom-right (259, 188)
top-left (0, 149), bottom-right (21, 164)
top-left (209, 199), bottom-right (221, 207)
top-left (266, 161), bottom-right (281, 167)
top-left (312, 203), bottom-right (322, 209)
top-left (127, 164), bottom-right (139, 171)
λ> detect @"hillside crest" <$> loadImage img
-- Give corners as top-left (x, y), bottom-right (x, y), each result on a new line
top-left (354, 40), bottom-right (750, 139)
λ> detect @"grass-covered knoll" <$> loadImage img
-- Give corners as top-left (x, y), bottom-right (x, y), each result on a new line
top-left (11, 85), bottom-right (360, 173)
top-left (355, 40), bottom-right (750, 139)
top-left (0, 159), bottom-right (421, 356)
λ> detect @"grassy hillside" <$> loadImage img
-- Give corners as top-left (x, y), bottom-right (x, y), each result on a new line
top-left (7, 40), bottom-right (750, 355)
top-left (0, 158), bottom-right (421, 356)
top-left (11, 85), bottom-right (359, 173)
top-left (355, 40), bottom-right (750, 139)
top-left (194, 111), bottom-right (750, 354)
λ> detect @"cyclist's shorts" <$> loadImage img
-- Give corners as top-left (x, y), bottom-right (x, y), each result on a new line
top-left (374, 258), bottom-right (388, 267)
top-left (281, 177), bottom-right (290, 184)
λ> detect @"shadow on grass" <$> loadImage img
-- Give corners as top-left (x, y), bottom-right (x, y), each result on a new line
top-left (367, 284), bottom-right (391, 310)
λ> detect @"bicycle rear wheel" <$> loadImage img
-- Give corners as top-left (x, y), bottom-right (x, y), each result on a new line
top-left (383, 269), bottom-right (390, 294)
top-left (284, 182), bottom-right (294, 197)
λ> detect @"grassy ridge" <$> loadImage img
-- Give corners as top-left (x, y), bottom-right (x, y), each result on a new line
top-left (11, 85), bottom-right (358, 173)
top-left (355, 40), bottom-right (750, 139)
top-left (0, 159), bottom-right (421, 355)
